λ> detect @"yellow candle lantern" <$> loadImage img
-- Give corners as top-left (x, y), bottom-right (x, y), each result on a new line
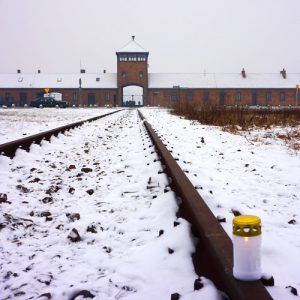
top-left (233, 215), bottom-right (262, 281)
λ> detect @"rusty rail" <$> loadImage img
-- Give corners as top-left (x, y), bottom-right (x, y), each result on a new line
top-left (0, 110), bottom-right (122, 158)
top-left (138, 110), bottom-right (272, 300)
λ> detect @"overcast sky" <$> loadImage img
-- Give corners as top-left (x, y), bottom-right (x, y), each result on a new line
top-left (0, 0), bottom-right (300, 74)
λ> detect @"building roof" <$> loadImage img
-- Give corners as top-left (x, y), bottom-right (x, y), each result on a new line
top-left (0, 72), bottom-right (300, 89)
top-left (117, 36), bottom-right (148, 53)
top-left (148, 73), bottom-right (300, 89)
top-left (0, 73), bottom-right (117, 89)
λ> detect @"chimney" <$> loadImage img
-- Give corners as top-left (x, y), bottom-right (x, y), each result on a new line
top-left (80, 69), bottom-right (86, 74)
top-left (103, 69), bottom-right (106, 73)
top-left (38, 69), bottom-right (41, 74)
top-left (132, 35), bottom-right (135, 40)
top-left (280, 68), bottom-right (286, 79)
top-left (241, 68), bottom-right (246, 78)
top-left (17, 69), bottom-right (21, 74)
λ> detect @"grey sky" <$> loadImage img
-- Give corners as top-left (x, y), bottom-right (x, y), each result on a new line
top-left (1, 0), bottom-right (299, 74)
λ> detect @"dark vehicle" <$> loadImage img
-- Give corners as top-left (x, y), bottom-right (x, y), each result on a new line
top-left (30, 97), bottom-right (68, 108)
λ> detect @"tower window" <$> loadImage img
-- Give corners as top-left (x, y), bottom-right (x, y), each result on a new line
top-left (280, 92), bottom-right (285, 102)
top-left (122, 72), bottom-right (126, 79)
top-left (105, 92), bottom-right (110, 102)
top-left (139, 71), bottom-right (143, 79)
top-left (119, 55), bottom-right (127, 62)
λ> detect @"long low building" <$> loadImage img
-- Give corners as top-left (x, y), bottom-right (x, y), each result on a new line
top-left (1, 37), bottom-right (299, 107)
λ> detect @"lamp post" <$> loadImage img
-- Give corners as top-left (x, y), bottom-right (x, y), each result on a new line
top-left (233, 215), bottom-right (262, 281)
top-left (79, 78), bottom-right (82, 107)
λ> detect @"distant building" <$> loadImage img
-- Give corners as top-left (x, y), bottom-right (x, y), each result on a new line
top-left (0, 36), bottom-right (299, 107)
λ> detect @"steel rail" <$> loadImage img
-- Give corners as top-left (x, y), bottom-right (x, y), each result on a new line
top-left (0, 110), bottom-right (123, 158)
top-left (138, 110), bottom-right (272, 300)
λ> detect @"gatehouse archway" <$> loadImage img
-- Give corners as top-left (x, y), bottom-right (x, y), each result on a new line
top-left (122, 85), bottom-right (143, 107)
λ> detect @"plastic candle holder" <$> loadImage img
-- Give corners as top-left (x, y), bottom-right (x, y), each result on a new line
top-left (232, 215), bottom-right (262, 281)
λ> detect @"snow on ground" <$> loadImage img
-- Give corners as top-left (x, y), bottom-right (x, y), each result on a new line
top-left (0, 109), bottom-right (222, 300)
top-left (0, 107), bottom-right (117, 144)
top-left (140, 107), bottom-right (300, 299)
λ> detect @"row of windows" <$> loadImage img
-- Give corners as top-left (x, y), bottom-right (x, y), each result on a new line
top-left (234, 91), bottom-right (286, 102)
top-left (161, 91), bottom-right (289, 102)
top-left (119, 54), bottom-right (147, 62)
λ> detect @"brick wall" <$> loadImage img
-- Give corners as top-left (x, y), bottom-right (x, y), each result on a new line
top-left (147, 88), bottom-right (297, 107)
top-left (0, 87), bottom-right (297, 107)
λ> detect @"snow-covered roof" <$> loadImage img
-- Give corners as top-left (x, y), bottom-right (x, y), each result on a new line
top-left (0, 73), bottom-right (117, 89)
top-left (148, 73), bottom-right (300, 89)
top-left (1, 72), bottom-right (300, 89)
top-left (117, 37), bottom-right (148, 53)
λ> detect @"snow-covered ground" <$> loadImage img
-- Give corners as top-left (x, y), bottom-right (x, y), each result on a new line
top-left (0, 110), bottom-right (221, 300)
top-left (0, 107), bottom-right (117, 144)
top-left (140, 107), bottom-right (300, 299)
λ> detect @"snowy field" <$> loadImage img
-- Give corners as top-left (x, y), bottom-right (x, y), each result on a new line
top-left (0, 107), bottom-right (299, 300)
top-left (0, 107), bottom-right (117, 144)
top-left (140, 108), bottom-right (300, 299)
top-left (0, 110), bottom-right (221, 300)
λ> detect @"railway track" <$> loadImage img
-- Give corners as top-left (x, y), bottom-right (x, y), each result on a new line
top-left (138, 110), bottom-right (272, 300)
top-left (0, 109), bottom-right (122, 158)
top-left (0, 109), bottom-right (272, 299)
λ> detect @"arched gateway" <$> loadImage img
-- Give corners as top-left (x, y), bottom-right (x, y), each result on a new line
top-left (116, 36), bottom-right (149, 107)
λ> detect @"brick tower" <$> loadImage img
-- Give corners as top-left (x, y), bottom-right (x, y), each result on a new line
top-left (116, 36), bottom-right (149, 106)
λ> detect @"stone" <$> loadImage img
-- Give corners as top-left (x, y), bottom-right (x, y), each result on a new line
top-left (66, 213), bottom-right (80, 222)
top-left (45, 185), bottom-right (60, 195)
top-left (171, 293), bottom-right (181, 300)
top-left (86, 189), bottom-right (94, 195)
top-left (81, 167), bottom-right (93, 173)
top-left (174, 221), bottom-right (180, 227)
top-left (286, 286), bottom-right (298, 296)
top-left (68, 187), bottom-right (75, 194)
top-left (158, 229), bottom-right (164, 237)
top-left (194, 278), bottom-right (204, 290)
top-left (217, 216), bottom-right (226, 223)
top-left (0, 193), bottom-right (8, 203)
top-left (16, 185), bottom-right (30, 193)
top-left (42, 196), bottom-right (53, 204)
top-left (87, 224), bottom-right (97, 233)
top-left (168, 248), bottom-right (174, 254)
top-left (261, 274), bottom-right (274, 286)
top-left (40, 211), bottom-right (51, 217)
top-left (38, 292), bottom-right (52, 299)
top-left (68, 228), bottom-right (81, 242)
top-left (70, 290), bottom-right (95, 299)
top-left (231, 209), bottom-right (242, 216)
